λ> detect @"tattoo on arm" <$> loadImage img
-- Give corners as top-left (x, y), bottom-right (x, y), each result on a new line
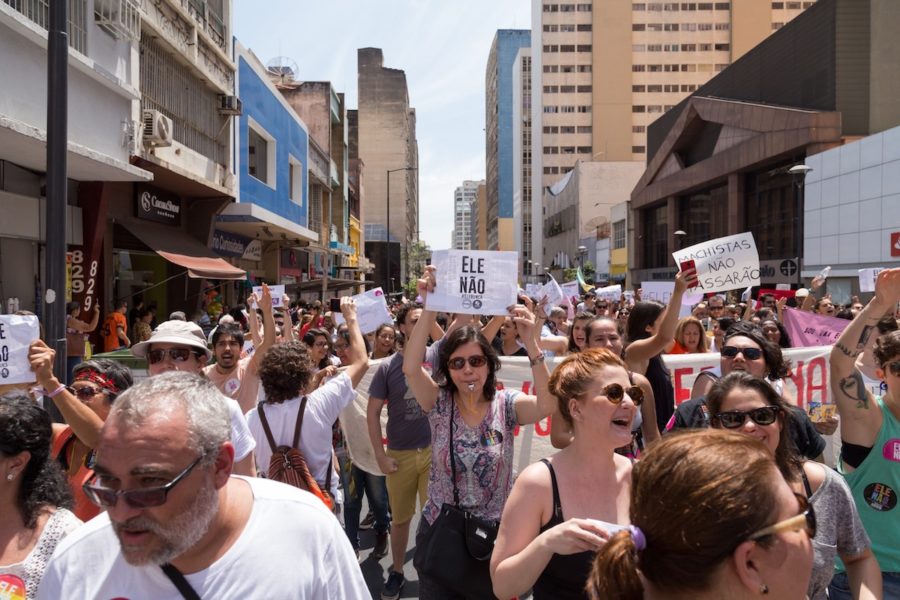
top-left (835, 341), bottom-right (857, 358)
top-left (856, 325), bottom-right (874, 350)
top-left (838, 371), bottom-right (870, 409)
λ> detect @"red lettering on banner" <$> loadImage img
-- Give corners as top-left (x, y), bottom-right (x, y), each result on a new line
top-left (521, 381), bottom-right (532, 395)
top-left (674, 368), bottom-right (693, 405)
top-left (805, 357), bottom-right (827, 406)
top-left (513, 423), bottom-right (520, 436)
top-left (789, 362), bottom-right (805, 406)
top-left (535, 415), bottom-right (552, 436)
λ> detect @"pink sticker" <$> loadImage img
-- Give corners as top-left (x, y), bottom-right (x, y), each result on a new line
top-left (883, 439), bottom-right (900, 463)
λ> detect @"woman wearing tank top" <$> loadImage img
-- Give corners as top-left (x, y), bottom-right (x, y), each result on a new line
top-left (490, 349), bottom-right (640, 599)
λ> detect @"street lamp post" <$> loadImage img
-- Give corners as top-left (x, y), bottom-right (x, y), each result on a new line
top-left (788, 164), bottom-right (812, 281)
top-left (386, 167), bottom-right (417, 295)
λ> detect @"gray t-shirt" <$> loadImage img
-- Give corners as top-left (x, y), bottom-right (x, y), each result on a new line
top-left (369, 350), bottom-right (433, 451)
top-left (807, 464), bottom-right (871, 600)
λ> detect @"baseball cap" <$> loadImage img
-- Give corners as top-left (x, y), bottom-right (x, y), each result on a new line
top-left (131, 320), bottom-right (212, 360)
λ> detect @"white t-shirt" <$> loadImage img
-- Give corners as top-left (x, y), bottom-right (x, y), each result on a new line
top-left (224, 396), bottom-right (255, 461)
top-left (245, 372), bottom-right (354, 502)
top-left (37, 478), bottom-right (368, 600)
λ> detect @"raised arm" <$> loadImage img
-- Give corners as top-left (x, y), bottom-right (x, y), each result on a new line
top-left (624, 269), bottom-right (690, 366)
top-left (339, 297), bottom-right (370, 388)
top-left (510, 305), bottom-right (554, 425)
top-left (70, 305), bottom-right (100, 332)
top-left (480, 315), bottom-right (506, 343)
top-left (245, 298), bottom-right (263, 347)
top-left (830, 268), bottom-right (900, 445)
top-left (249, 285), bottom-right (277, 371)
top-left (402, 268), bottom-right (440, 412)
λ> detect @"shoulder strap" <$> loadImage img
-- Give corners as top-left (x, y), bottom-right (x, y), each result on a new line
top-left (540, 458), bottom-right (563, 520)
top-left (800, 467), bottom-right (813, 497)
top-left (292, 397), bottom-right (308, 448)
top-left (161, 563), bottom-right (202, 600)
top-left (256, 402), bottom-right (278, 453)
top-left (449, 397), bottom-right (459, 507)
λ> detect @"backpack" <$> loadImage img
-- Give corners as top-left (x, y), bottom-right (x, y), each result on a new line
top-left (257, 398), bottom-right (334, 511)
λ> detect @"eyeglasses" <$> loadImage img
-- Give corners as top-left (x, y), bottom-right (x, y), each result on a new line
top-left (748, 493), bottom-right (817, 541)
top-left (886, 361), bottom-right (900, 377)
top-left (721, 346), bottom-right (763, 360)
top-left (715, 405), bottom-right (781, 429)
top-left (146, 348), bottom-right (200, 365)
top-left (599, 383), bottom-right (643, 406)
top-left (447, 355), bottom-right (488, 370)
top-left (66, 385), bottom-right (105, 400)
top-left (312, 341), bottom-right (329, 348)
top-left (83, 454), bottom-right (206, 509)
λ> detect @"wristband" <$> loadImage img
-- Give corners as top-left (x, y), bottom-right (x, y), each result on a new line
top-left (46, 385), bottom-right (66, 398)
top-left (529, 352), bottom-right (546, 367)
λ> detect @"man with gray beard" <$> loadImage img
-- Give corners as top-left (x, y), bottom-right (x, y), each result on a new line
top-left (37, 373), bottom-right (368, 599)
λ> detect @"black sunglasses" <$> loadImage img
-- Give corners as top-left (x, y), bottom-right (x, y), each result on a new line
top-left (447, 355), bottom-right (488, 370)
top-left (599, 383), bottom-right (643, 406)
top-left (715, 405), bottom-right (781, 429)
top-left (748, 493), bottom-right (817, 541)
top-left (83, 454), bottom-right (206, 509)
top-left (66, 385), bottom-right (105, 400)
top-left (721, 345), bottom-right (763, 360)
top-left (146, 348), bottom-right (201, 365)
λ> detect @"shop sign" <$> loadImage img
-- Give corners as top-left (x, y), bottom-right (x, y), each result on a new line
top-left (759, 257), bottom-right (800, 285)
top-left (891, 232), bottom-right (900, 257)
top-left (136, 184), bottom-right (181, 224)
top-left (211, 230), bottom-right (263, 262)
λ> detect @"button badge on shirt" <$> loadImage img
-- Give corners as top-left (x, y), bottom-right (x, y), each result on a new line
top-left (481, 429), bottom-right (504, 447)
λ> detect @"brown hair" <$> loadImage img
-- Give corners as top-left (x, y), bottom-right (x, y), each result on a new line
top-left (706, 372), bottom-right (803, 483)
top-left (674, 316), bottom-right (709, 353)
top-left (588, 430), bottom-right (779, 600)
top-left (548, 348), bottom-right (626, 425)
top-left (258, 341), bottom-right (313, 403)
top-left (874, 330), bottom-right (900, 369)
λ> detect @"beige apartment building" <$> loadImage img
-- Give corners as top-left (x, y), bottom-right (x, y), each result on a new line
top-left (528, 0), bottom-right (816, 269)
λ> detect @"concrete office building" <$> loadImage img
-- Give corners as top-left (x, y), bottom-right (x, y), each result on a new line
top-left (529, 0), bottom-right (816, 276)
top-left (357, 47), bottom-right (419, 293)
top-left (486, 30), bottom-right (531, 252)
top-left (453, 180), bottom-right (482, 250)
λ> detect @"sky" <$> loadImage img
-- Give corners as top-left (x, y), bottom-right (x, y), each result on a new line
top-left (232, 0), bottom-right (532, 250)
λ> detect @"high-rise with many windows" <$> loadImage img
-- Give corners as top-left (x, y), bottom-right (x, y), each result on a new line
top-left (529, 0), bottom-right (816, 266)
top-left (452, 180), bottom-right (483, 250)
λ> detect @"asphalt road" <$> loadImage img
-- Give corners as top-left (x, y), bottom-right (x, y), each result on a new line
top-left (353, 497), bottom-right (423, 600)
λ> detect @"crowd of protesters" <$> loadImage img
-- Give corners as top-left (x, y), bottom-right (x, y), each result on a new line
top-left (0, 266), bottom-right (898, 599)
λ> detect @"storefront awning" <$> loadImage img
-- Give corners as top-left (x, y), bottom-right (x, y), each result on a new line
top-left (119, 219), bottom-right (246, 280)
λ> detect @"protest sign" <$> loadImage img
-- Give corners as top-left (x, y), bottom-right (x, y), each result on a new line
top-left (859, 268), bottom-right (884, 293)
top-left (639, 281), bottom-right (696, 317)
top-left (333, 288), bottom-right (393, 334)
top-left (426, 250), bottom-right (519, 315)
top-left (538, 276), bottom-right (565, 309)
top-left (524, 283), bottom-right (541, 298)
top-left (560, 281), bottom-right (580, 303)
top-left (0, 315), bottom-right (40, 385)
top-left (672, 232), bottom-right (760, 294)
top-left (251, 284), bottom-right (286, 308)
top-left (594, 284), bottom-right (622, 302)
top-left (781, 307), bottom-right (851, 347)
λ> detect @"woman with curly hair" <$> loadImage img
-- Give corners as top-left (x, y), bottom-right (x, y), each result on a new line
top-left (247, 297), bottom-right (369, 507)
top-left (0, 393), bottom-right (81, 599)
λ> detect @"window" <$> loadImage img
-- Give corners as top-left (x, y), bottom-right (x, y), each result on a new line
top-left (632, 125), bottom-right (646, 132)
top-left (560, 85), bottom-right (576, 93)
top-left (561, 64), bottom-right (575, 72)
top-left (577, 65), bottom-right (591, 72)
top-left (543, 4), bottom-right (559, 11)
top-left (715, 22), bottom-right (730, 30)
top-left (577, 125), bottom-right (592, 133)
top-left (577, 23), bottom-right (592, 31)
top-left (576, 84), bottom-right (591, 93)
top-left (633, 44), bottom-right (647, 52)
top-left (560, 125), bottom-right (576, 133)
top-left (642, 204), bottom-right (668, 268)
top-left (543, 126), bottom-right (559, 133)
top-left (544, 166), bottom-right (560, 174)
top-left (664, 84), bottom-right (679, 92)
top-left (647, 105), bottom-right (663, 113)
top-left (786, 1), bottom-right (800, 8)
top-left (544, 85), bottom-right (560, 93)
top-left (698, 2), bottom-right (713, 8)
top-left (543, 45), bottom-right (559, 52)
top-left (560, 3), bottom-right (575, 11)
top-left (544, 106), bottom-right (559, 113)
top-left (247, 119), bottom-right (275, 187)
top-left (560, 44), bottom-right (575, 52)
top-left (543, 146), bottom-right (559, 154)
top-left (613, 221), bottom-right (626, 249)
top-left (577, 146), bottom-right (592, 154)
top-left (561, 146), bottom-right (576, 154)
top-left (576, 3), bottom-right (591, 10)
top-left (681, 2), bottom-right (697, 9)
top-left (772, 1), bottom-right (784, 7)
top-left (664, 23), bottom-right (679, 31)
top-left (648, 44), bottom-right (662, 51)
top-left (714, 2), bottom-right (729, 8)
top-left (561, 105), bottom-right (576, 113)
top-left (577, 44), bottom-right (592, 52)
top-left (288, 156), bottom-right (303, 204)
top-left (633, 3), bottom-right (646, 9)
top-left (632, 23), bottom-right (646, 31)
top-left (560, 23), bottom-right (576, 32)
top-left (683, 22), bottom-right (697, 30)
top-left (632, 84), bottom-right (646, 92)
top-left (663, 2), bottom-right (679, 9)
top-left (698, 23), bottom-right (713, 30)
top-left (699, 43), bottom-right (712, 50)
top-left (543, 65), bottom-right (559, 73)
top-left (714, 43), bottom-right (730, 51)
top-left (632, 105), bottom-right (646, 113)
top-left (577, 105), bottom-right (591, 113)
top-left (632, 65), bottom-right (646, 72)
top-left (543, 24), bottom-right (559, 32)
top-left (648, 64), bottom-right (663, 72)
top-left (647, 84), bottom-right (663, 92)
top-left (681, 43), bottom-right (696, 51)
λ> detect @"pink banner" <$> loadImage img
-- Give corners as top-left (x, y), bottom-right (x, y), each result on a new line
top-left (781, 307), bottom-right (850, 347)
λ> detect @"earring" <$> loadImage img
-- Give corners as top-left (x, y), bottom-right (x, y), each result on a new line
top-left (760, 584), bottom-right (769, 595)
top-left (6, 473), bottom-right (13, 481)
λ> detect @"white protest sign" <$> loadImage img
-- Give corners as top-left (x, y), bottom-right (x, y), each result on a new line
top-left (0, 315), bottom-right (40, 384)
top-left (672, 232), bottom-right (760, 294)
top-left (639, 281), bottom-right (695, 317)
top-left (560, 281), bottom-right (580, 302)
top-left (524, 283), bottom-right (541, 298)
top-left (859, 268), bottom-right (884, 293)
top-left (426, 250), bottom-right (519, 315)
top-left (251, 284), bottom-right (286, 308)
top-left (538, 276), bottom-right (565, 309)
top-left (594, 284), bottom-right (622, 302)
top-left (333, 288), bottom-right (393, 334)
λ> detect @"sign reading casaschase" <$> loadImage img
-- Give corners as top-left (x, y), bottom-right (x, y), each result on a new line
top-left (136, 184), bottom-right (181, 224)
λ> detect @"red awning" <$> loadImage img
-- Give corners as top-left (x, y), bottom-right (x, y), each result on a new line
top-left (119, 219), bottom-right (246, 280)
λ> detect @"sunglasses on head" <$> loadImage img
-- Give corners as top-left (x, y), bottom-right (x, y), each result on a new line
top-left (599, 383), bottom-right (643, 406)
top-left (721, 345), bottom-right (763, 360)
top-left (748, 493), bottom-right (817, 541)
top-left (715, 405), bottom-right (781, 429)
top-left (447, 355), bottom-right (488, 370)
top-left (66, 385), bottom-right (105, 400)
top-left (885, 361), bottom-right (900, 377)
top-left (82, 454), bottom-right (206, 510)
top-left (146, 348), bottom-right (200, 365)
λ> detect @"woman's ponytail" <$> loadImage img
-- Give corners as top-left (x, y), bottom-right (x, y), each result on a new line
top-left (587, 529), bottom-right (643, 600)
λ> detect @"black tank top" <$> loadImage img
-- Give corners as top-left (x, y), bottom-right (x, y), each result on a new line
top-left (532, 459), bottom-right (594, 600)
top-left (646, 354), bottom-right (675, 432)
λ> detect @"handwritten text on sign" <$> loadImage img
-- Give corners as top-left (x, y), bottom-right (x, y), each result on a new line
top-left (0, 315), bottom-right (40, 384)
top-left (426, 250), bottom-right (519, 315)
top-left (333, 288), bottom-right (393, 334)
top-left (672, 232), bottom-right (760, 294)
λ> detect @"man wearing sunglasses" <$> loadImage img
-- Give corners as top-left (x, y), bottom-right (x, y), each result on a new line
top-left (132, 320), bottom-right (257, 476)
top-left (37, 372), bottom-right (368, 599)
top-left (666, 322), bottom-right (826, 461)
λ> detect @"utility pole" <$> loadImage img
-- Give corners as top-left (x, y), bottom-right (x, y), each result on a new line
top-left (45, 0), bottom-right (69, 395)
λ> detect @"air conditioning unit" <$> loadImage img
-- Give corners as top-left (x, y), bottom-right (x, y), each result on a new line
top-left (218, 95), bottom-right (242, 116)
top-left (142, 109), bottom-right (173, 147)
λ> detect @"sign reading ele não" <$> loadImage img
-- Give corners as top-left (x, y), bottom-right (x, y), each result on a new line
top-left (672, 232), bottom-right (760, 294)
top-left (0, 315), bottom-right (40, 384)
top-left (426, 250), bottom-right (519, 315)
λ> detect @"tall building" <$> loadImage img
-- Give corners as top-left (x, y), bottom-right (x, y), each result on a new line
top-left (512, 46), bottom-right (534, 277)
top-left (452, 180), bottom-right (482, 249)
top-left (357, 48), bottom-right (419, 294)
top-left (529, 0), bottom-right (817, 270)
top-left (486, 30), bottom-right (531, 252)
